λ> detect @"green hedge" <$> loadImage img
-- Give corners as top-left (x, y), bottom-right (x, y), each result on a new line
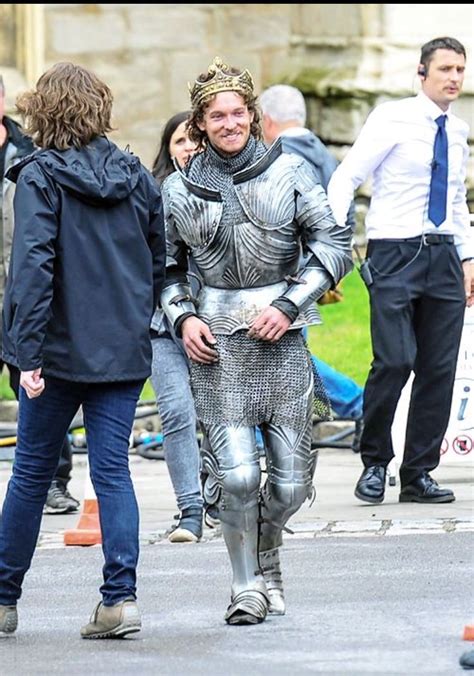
top-left (307, 268), bottom-right (372, 386)
top-left (1, 268), bottom-right (372, 399)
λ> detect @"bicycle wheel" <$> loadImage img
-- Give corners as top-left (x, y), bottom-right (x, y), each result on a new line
top-left (135, 439), bottom-right (165, 461)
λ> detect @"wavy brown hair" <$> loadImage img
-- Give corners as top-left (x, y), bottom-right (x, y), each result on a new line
top-left (16, 62), bottom-right (115, 150)
top-left (188, 64), bottom-right (262, 151)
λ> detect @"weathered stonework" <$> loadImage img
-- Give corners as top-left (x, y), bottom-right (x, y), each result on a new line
top-left (1, 3), bottom-right (473, 216)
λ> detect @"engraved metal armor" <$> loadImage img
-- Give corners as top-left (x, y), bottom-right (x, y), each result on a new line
top-left (160, 140), bottom-right (353, 334)
top-left (159, 136), bottom-right (350, 622)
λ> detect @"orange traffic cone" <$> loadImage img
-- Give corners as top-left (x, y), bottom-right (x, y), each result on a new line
top-left (64, 460), bottom-right (102, 546)
top-left (463, 624), bottom-right (474, 641)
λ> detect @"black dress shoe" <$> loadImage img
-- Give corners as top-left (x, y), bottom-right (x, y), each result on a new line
top-left (399, 472), bottom-right (455, 503)
top-left (354, 465), bottom-right (386, 504)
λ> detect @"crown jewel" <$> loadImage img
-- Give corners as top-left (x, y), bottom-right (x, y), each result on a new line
top-left (189, 57), bottom-right (254, 109)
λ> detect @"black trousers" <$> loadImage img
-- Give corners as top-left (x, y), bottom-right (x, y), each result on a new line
top-left (0, 361), bottom-right (73, 484)
top-left (360, 237), bottom-right (465, 486)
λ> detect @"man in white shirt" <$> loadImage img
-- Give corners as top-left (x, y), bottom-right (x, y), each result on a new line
top-left (328, 36), bottom-right (474, 504)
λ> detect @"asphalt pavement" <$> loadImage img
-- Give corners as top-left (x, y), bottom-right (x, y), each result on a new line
top-left (0, 432), bottom-right (473, 674)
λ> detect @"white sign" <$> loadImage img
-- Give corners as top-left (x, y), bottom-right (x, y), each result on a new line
top-left (392, 306), bottom-right (474, 465)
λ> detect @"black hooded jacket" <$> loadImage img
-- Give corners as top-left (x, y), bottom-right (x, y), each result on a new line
top-left (2, 135), bottom-right (166, 382)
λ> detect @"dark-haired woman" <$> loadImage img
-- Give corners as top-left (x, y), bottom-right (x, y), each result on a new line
top-left (149, 112), bottom-right (205, 543)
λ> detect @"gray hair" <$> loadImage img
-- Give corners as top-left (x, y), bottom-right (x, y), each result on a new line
top-left (259, 84), bottom-right (306, 126)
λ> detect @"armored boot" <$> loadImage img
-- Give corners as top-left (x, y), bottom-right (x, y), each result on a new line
top-left (220, 497), bottom-right (269, 625)
top-left (258, 485), bottom-right (286, 617)
top-left (201, 423), bottom-right (270, 624)
top-left (0, 605), bottom-right (18, 635)
top-left (258, 422), bottom-right (316, 618)
top-left (260, 546), bottom-right (285, 615)
top-left (224, 588), bottom-right (269, 625)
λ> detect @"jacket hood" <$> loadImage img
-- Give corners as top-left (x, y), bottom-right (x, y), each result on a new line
top-left (280, 132), bottom-right (326, 169)
top-left (7, 136), bottom-right (141, 206)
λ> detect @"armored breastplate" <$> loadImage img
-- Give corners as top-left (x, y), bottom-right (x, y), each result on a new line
top-left (161, 138), bottom-right (351, 335)
top-left (164, 144), bottom-right (307, 289)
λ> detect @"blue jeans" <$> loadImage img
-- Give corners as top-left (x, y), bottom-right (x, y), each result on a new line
top-left (151, 334), bottom-right (203, 512)
top-left (300, 329), bottom-right (363, 420)
top-left (0, 361), bottom-right (73, 485)
top-left (0, 377), bottom-right (144, 606)
top-left (312, 356), bottom-right (363, 419)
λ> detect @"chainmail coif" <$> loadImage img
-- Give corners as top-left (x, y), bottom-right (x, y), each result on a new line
top-left (187, 136), bottom-right (267, 226)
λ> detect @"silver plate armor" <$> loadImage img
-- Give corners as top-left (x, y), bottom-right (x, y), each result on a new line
top-left (160, 138), bottom-right (350, 621)
top-left (160, 144), bottom-right (353, 334)
top-left (196, 282), bottom-right (320, 334)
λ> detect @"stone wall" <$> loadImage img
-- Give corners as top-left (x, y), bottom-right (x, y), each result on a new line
top-left (2, 3), bottom-right (473, 216)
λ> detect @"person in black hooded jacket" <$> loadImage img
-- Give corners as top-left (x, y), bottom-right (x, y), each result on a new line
top-left (0, 74), bottom-right (80, 516)
top-left (0, 62), bottom-right (166, 639)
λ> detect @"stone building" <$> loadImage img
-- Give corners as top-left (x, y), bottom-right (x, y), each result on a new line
top-left (2, 3), bottom-right (473, 227)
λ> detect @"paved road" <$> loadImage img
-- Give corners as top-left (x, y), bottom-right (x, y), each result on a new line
top-left (0, 445), bottom-right (473, 674)
top-left (0, 533), bottom-right (472, 675)
top-left (22, 444), bottom-right (474, 547)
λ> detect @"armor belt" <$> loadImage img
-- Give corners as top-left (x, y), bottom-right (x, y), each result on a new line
top-left (198, 282), bottom-right (321, 335)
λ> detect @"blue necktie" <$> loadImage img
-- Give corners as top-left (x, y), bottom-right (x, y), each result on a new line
top-left (428, 115), bottom-right (448, 227)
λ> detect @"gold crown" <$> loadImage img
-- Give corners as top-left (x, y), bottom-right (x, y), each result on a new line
top-left (189, 57), bottom-right (254, 109)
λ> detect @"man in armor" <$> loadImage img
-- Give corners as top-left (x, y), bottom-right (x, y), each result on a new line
top-left (160, 57), bottom-right (353, 625)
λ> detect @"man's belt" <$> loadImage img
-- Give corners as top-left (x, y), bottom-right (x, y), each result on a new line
top-left (378, 235), bottom-right (454, 245)
top-left (421, 234), bottom-right (454, 245)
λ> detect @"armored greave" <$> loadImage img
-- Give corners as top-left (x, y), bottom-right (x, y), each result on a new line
top-left (259, 420), bottom-right (315, 553)
top-left (258, 419), bottom-right (315, 615)
top-left (203, 423), bottom-right (267, 599)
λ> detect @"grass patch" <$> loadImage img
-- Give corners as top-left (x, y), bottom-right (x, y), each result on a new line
top-left (0, 373), bottom-right (15, 400)
top-left (140, 379), bottom-right (155, 402)
top-left (307, 267), bottom-right (372, 386)
top-left (1, 269), bottom-right (372, 398)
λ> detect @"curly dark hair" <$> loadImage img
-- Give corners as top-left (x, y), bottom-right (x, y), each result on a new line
top-left (16, 62), bottom-right (115, 150)
top-left (188, 64), bottom-right (262, 151)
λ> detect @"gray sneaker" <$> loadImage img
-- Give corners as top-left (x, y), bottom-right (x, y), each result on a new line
top-left (204, 503), bottom-right (220, 529)
top-left (80, 598), bottom-right (141, 639)
top-left (0, 605), bottom-right (18, 635)
top-left (44, 480), bottom-right (80, 514)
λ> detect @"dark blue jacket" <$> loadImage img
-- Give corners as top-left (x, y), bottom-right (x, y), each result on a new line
top-left (280, 132), bottom-right (356, 232)
top-left (2, 136), bottom-right (166, 382)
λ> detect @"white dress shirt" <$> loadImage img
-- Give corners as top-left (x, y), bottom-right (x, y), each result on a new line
top-left (327, 91), bottom-right (473, 260)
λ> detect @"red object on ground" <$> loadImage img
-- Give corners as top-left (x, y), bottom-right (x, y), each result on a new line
top-left (63, 498), bottom-right (102, 546)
